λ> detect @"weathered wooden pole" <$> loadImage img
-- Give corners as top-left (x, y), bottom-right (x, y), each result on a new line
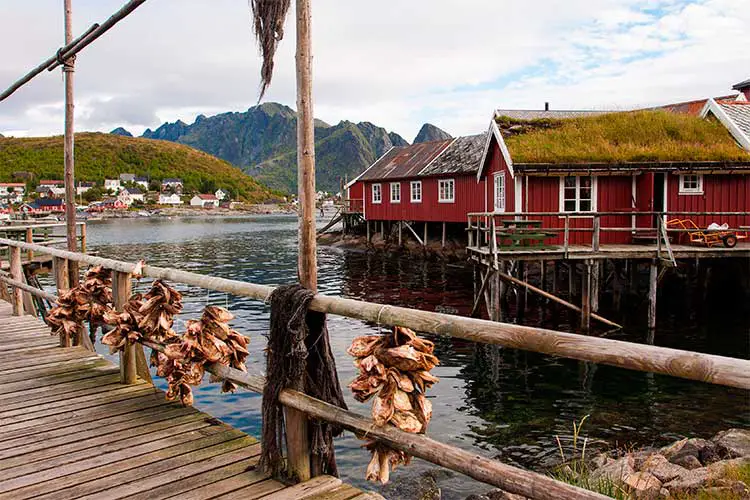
top-left (9, 247), bottom-right (23, 316)
top-left (442, 222), bottom-right (446, 248)
top-left (290, 0), bottom-right (315, 481)
top-left (113, 271), bottom-right (136, 384)
top-left (581, 260), bottom-right (592, 333)
top-left (63, 0), bottom-right (79, 287)
top-left (648, 259), bottom-right (658, 334)
top-left (423, 222), bottom-right (428, 246)
top-left (591, 261), bottom-right (600, 313)
top-left (25, 228), bottom-right (33, 261)
top-left (398, 221), bottom-right (402, 246)
top-left (53, 256), bottom-right (71, 347)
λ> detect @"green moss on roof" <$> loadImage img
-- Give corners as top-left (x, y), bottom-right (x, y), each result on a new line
top-left (497, 110), bottom-right (750, 164)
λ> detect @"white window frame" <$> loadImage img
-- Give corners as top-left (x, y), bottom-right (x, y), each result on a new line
top-left (410, 181), bottom-right (422, 203)
top-left (493, 172), bottom-right (506, 212)
top-left (390, 182), bottom-right (401, 204)
top-left (678, 174), bottom-right (703, 195)
top-left (371, 183), bottom-right (382, 204)
top-left (438, 178), bottom-right (455, 203)
top-left (559, 176), bottom-right (597, 214)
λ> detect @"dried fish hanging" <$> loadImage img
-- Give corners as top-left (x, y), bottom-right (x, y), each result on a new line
top-left (47, 266), bottom-right (113, 340)
top-left (160, 305), bottom-right (250, 405)
top-left (347, 326), bottom-right (440, 484)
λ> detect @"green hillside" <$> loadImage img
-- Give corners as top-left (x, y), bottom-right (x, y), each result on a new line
top-left (0, 132), bottom-right (281, 202)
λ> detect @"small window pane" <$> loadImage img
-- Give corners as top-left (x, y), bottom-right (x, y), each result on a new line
top-left (580, 200), bottom-right (592, 212)
top-left (565, 200), bottom-right (576, 212)
top-left (564, 177), bottom-right (576, 188)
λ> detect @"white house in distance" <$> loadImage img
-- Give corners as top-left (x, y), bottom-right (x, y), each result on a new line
top-left (215, 189), bottom-right (228, 200)
top-left (119, 173), bottom-right (136, 183)
top-left (0, 183), bottom-right (25, 203)
top-left (158, 193), bottom-right (182, 205)
top-left (190, 194), bottom-right (219, 208)
top-left (39, 180), bottom-right (64, 189)
top-left (120, 187), bottom-right (145, 205)
top-left (104, 179), bottom-right (121, 191)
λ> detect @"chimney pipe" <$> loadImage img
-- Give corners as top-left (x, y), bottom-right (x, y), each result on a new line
top-left (545, 102), bottom-right (550, 111)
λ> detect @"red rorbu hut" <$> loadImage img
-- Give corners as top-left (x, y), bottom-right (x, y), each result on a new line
top-left (346, 134), bottom-right (488, 242)
top-left (477, 109), bottom-right (750, 245)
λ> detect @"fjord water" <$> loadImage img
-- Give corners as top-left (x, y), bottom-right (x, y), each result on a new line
top-left (85, 216), bottom-right (749, 499)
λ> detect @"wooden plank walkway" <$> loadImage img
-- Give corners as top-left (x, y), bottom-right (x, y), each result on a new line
top-left (0, 302), bottom-right (373, 500)
top-left (467, 242), bottom-right (750, 262)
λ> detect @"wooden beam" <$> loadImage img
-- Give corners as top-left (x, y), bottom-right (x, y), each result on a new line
top-left (113, 271), bottom-right (136, 384)
top-left (497, 269), bottom-right (621, 330)
top-left (648, 259), bottom-right (658, 333)
top-left (441, 222), bottom-right (446, 248)
top-left (9, 247), bottom-right (23, 316)
top-left (403, 221), bottom-right (423, 246)
top-left (581, 261), bottom-right (592, 333)
top-left (53, 256), bottom-right (70, 347)
top-left (291, 0), bottom-right (315, 481)
top-left (25, 228), bottom-right (33, 261)
top-left (63, 0), bottom-right (79, 288)
top-left (470, 269), bottom-right (493, 317)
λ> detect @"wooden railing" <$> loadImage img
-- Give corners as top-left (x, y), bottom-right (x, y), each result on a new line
top-left (467, 211), bottom-right (750, 255)
top-left (0, 222), bottom-right (86, 261)
top-left (1, 237), bottom-right (748, 500)
top-left (339, 197), bottom-right (364, 213)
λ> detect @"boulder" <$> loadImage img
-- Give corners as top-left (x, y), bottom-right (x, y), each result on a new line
top-left (670, 454), bottom-right (702, 470)
top-left (706, 456), bottom-right (750, 481)
top-left (381, 470), bottom-right (441, 500)
top-left (712, 428), bottom-right (750, 458)
top-left (661, 438), bottom-right (714, 465)
top-left (590, 455), bottom-right (635, 486)
top-left (623, 471), bottom-right (662, 498)
top-left (640, 454), bottom-right (688, 483)
top-left (662, 467), bottom-right (710, 494)
top-left (590, 453), bottom-right (610, 470)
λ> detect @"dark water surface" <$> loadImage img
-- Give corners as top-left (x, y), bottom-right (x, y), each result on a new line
top-left (83, 216), bottom-right (749, 499)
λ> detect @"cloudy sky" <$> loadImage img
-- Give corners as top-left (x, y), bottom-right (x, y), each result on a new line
top-left (0, 0), bottom-right (748, 141)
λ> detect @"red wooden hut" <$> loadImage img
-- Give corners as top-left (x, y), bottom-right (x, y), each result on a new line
top-left (346, 134), bottom-right (488, 240)
top-left (477, 109), bottom-right (750, 245)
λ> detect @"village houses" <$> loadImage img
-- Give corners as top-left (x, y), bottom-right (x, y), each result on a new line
top-left (158, 192), bottom-right (182, 205)
top-left (104, 178), bottom-right (121, 191)
top-left (0, 183), bottom-right (25, 204)
top-left (76, 181), bottom-right (96, 195)
top-left (161, 178), bottom-right (183, 193)
top-left (190, 194), bottom-right (220, 208)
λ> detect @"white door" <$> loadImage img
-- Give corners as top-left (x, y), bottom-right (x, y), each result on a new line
top-left (494, 173), bottom-right (505, 212)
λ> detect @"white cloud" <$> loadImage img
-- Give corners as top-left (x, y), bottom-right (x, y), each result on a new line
top-left (0, 0), bottom-right (747, 141)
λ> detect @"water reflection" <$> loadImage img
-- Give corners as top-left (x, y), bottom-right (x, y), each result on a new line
top-left (82, 216), bottom-right (749, 499)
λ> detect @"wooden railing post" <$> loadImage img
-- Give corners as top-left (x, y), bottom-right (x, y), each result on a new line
top-left (592, 215), bottom-right (600, 251)
top-left (80, 223), bottom-right (87, 253)
top-left (53, 256), bottom-right (71, 347)
top-left (113, 271), bottom-right (136, 384)
top-left (25, 227), bottom-right (33, 261)
top-left (9, 246), bottom-right (23, 316)
top-left (563, 215), bottom-right (570, 258)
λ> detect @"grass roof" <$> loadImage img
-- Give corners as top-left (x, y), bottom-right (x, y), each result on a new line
top-left (496, 110), bottom-right (750, 164)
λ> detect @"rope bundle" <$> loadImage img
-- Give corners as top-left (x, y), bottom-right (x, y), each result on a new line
top-left (348, 326), bottom-right (440, 484)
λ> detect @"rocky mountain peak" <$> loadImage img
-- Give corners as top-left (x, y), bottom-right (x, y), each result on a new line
top-left (413, 123), bottom-right (452, 144)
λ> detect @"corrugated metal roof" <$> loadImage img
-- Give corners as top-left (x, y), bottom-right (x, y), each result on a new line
top-left (358, 139), bottom-right (452, 181)
top-left (419, 133), bottom-right (486, 176)
top-left (718, 101), bottom-right (750, 139)
top-left (494, 109), bottom-right (611, 120)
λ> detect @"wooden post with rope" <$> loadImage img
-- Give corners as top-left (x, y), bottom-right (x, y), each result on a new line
top-left (63, 0), bottom-right (79, 287)
top-left (288, 0), bottom-right (315, 482)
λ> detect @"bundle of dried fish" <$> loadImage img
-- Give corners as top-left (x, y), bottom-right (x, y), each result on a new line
top-left (159, 305), bottom-right (249, 406)
top-left (347, 326), bottom-right (439, 484)
top-left (47, 266), bottom-right (113, 339)
top-left (101, 294), bottom-right (144, 353)
top-left (138, 280), bottom-right (183, 343)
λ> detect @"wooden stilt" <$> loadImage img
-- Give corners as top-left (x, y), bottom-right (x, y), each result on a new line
top-left (398, 221), bottom-right (402, 246)
top-left (491, 270), bottom-right (501, 321)
top-left (517, 261), bottom-right (526, 321)
top-left (591, 261), bottom-right (600, 313)
top-left (441, 222), bottom-right (446, 248)
top-left (648, 259), bottom-right (658, 335)
top-left (366, 220), bottom-right (370, 242)
top-left (113, 271), bottom-right (136, 384)
top-left (9, 247), bottom-right (23, 317)
top-left (612, 261), bottom-right (623, 312)
top-left (423, 222), bottom-right (428, 247)
top-left (581, 261), bottom-right (592, 333)
top-left (568, 263), bottom-right (576, 300)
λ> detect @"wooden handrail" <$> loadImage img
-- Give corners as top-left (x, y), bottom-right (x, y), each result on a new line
top-left (1, 237), bottom-right (748, 389)
top-left (140, 339), bottom-right (608, 500)
top-left (0, 273), bottom-right (57, 302)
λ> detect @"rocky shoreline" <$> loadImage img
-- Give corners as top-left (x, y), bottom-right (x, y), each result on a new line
top-left (87, 204), bottom-right (296, 219)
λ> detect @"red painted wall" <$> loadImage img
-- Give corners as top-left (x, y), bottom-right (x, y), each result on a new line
top-left (667, 174), bottom-right (750, 238)
top-left (482, 140), bottom-right (515, 213)
top-left (347, 182), bottom-right (364, 213)
top-left (363, 174), bottom-right (486, 223)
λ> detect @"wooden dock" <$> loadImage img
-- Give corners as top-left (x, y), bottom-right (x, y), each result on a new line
top-left (0, 302), bottom-right (370, 500)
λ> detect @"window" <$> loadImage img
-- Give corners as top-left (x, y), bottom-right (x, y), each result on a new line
top-left (410, 181), bottom-right (422, 203)
top-left (372, 183), bottom-right (382, 204)
top-left (493, 173), bottom-right (505, 212)
top-left (679, 174), bottom-right (703, 195)
top-left (560, 176), bottom-right (595, 213)
top-left (390, 182), bottom-right (401, 203)
top-left (438, 179), bottom-right (455, 203)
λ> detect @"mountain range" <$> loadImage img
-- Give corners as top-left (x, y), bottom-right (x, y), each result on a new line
top-left (113, 103), bottom-right (451, 193)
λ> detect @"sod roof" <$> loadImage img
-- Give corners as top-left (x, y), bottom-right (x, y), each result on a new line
top-left (495, 110), bottom-right (750, 166)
